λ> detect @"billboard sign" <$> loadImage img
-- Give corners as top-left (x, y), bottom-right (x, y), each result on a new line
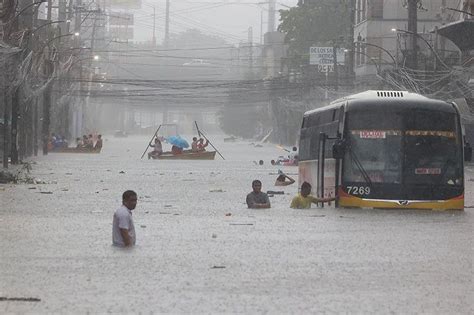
top-left (309, 46), bottom-right (346, 72)
top-left (109, 12), bottom-right (134, 26)
top-left (110, 0), bottom-right (141, 10)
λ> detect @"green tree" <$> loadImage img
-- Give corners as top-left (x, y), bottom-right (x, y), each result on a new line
top-left (278, 0), bottom-right (351, 70)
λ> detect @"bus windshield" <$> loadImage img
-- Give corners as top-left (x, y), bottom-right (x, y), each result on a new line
top-left (343, 107), bottom-right (463, 199)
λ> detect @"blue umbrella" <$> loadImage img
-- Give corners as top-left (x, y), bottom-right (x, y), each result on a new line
top-left (166, 135), bottom-right (189, 148)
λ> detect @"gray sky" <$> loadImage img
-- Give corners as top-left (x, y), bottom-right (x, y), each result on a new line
top-left (128, 0), bottom-right (297, 45)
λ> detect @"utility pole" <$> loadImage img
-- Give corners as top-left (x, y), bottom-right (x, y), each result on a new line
top-left (267, 0), bottom-right (275, 33)
top-left (9, 0), bottom-right (35, 164)
top-left (33, 99), bottom-right (38, 156)
top-left (10, 87), bottom-right (19, 164)
top-left (248, 27), bottom-right (253, 78)
top-left (42, 0), bottom-right (53, 155)
top-left (2, 57), bottom-right (9, 168)
top-left (439, 0), bottom-right (447, 59)
top-left (47, 0), bottom-right (52, 21)
top-left (158, 0), bottom-right (169, 119)
top-left (152, 5), bottom-right (156, 47)
top-left (42, 61), bottom-right (53, 155)
top-left (333, 45), bottom-right (339, 91)
top-left (58, 0), bottom-right (67, 35)
top-left (164, 0), bottom-right (170, 47)
top-left (348, 0), bottom-right (355, 82)
top-left (74, 0), bottom-right (82, 140)
top-left (407, 0), bottom-right (418, 69)
top-left (8, 0), bottom-right (20, 164)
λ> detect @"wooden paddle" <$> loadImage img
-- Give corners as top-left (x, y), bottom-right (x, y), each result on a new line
top-left (194, 121), bottom-right (225, 160)
top-left (140, 124), bottom-right (162, 159)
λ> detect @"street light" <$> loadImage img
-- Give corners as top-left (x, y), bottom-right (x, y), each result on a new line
top-left (143, 3), bottom-right (157, 47)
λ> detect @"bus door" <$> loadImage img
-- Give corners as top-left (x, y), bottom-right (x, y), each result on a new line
top-left (317, 132), bottom-right (338, 207)
top-left (317, 132), bottom-right (326, 205)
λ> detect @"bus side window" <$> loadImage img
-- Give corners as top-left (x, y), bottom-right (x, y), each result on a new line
top-left (309, 114), bottom-right (320, 127)
top-left (321, 110), bottom-right (333, 125)
top-left (310, 132), bottom-right (320, 158)
top-left (302, 117), bottom-right (308, 128)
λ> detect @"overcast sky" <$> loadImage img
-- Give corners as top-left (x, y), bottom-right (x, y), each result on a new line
top-left (127, 0), bottom-right (297, 45)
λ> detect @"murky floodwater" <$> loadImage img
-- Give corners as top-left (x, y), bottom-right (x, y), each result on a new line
top-left (1, 135), bottom-right (472, 313)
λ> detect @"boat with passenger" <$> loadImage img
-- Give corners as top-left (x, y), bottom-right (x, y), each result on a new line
top-left (151, 150), bottom-right (216, 160)
top-left (50, 147), bottom-right (101, 153)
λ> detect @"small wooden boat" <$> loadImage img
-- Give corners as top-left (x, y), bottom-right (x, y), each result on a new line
top-left (152, 150), bottom-right (216, 160)
top-left (50, 147), bottom-right (102, 153)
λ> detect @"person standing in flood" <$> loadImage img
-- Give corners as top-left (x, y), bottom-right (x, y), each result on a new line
top-left (246, 180), bottom-right (271, 209)
top-left (113, 190), bottom-right (138, 247)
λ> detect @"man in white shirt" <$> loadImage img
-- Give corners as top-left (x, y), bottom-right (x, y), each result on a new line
top-left (113, 190), bottom-right (138, 247)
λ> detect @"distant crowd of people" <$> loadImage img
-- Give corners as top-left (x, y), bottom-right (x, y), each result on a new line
top-left (46, 133), bottom-right (103, 151)
top-left (47, 133), bottom-right (68, 150)
top-left (75, 134), bottom-right (102, 150)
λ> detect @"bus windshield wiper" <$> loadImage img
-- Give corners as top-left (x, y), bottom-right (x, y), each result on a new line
top-left (436, 159), bottom-right (456, 185)
top-left (348, 145), bottom-right (373, 187)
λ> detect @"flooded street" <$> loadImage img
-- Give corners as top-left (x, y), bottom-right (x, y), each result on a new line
top-left (1, 135), bottom-right (473, 313)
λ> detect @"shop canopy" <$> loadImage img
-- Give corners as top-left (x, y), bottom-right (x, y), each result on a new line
top-left (436, 19), bottom-right (474, 51)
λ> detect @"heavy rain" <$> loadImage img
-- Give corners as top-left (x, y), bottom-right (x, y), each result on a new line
top-left (1, 0), bottom-right (473, 313)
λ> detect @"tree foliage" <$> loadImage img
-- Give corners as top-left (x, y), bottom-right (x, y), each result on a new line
top-left (278, 0), bottom-right (351, 69)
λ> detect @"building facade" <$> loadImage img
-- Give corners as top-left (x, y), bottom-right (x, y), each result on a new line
top-left (353, 0), bottom-right (461, 80)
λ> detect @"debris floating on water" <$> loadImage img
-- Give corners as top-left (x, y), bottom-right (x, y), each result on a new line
top-left (209, 189), bottom-right (224, 193)
top-left (0, 296), bottom-right (41, 302)
top-left (230, 223), bottom-right (254, 226)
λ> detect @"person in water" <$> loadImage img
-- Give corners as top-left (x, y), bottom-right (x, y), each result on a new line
top-left (275, 171), bottom-right (295, 186)
top-left (290, 182), bottom-right (335, 209)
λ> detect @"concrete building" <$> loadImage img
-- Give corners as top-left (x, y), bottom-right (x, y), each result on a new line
top-left (353, 0), bottom-right (461, 81)
top-left (261, 31), bottom-right (287, 79)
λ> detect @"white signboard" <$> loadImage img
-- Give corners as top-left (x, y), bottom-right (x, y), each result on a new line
top-left (310, 46), bottom-right (346, 71)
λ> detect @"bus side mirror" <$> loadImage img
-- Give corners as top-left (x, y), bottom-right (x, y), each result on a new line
top-left (332, 140), bottom-right (345, 159)
top-left (464, 144), bottom-right (472, 162)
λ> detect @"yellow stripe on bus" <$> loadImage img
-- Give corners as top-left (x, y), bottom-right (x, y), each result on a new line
top-left (338, 194), bottom-right (464, 210)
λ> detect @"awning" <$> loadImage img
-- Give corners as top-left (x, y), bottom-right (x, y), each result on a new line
top-left (436, 19), bottom-right (474, 51)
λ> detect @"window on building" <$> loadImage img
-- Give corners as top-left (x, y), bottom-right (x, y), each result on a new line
top-left (362, 0), bottom-right (367, 21)
top-left (356, 0), bottom-right (362, 24)
top-left (369, 0), bottom-right (384, 19)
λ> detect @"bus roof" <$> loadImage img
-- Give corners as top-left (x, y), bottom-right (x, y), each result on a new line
top-left (303, 90), bottom-right (456, 116)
